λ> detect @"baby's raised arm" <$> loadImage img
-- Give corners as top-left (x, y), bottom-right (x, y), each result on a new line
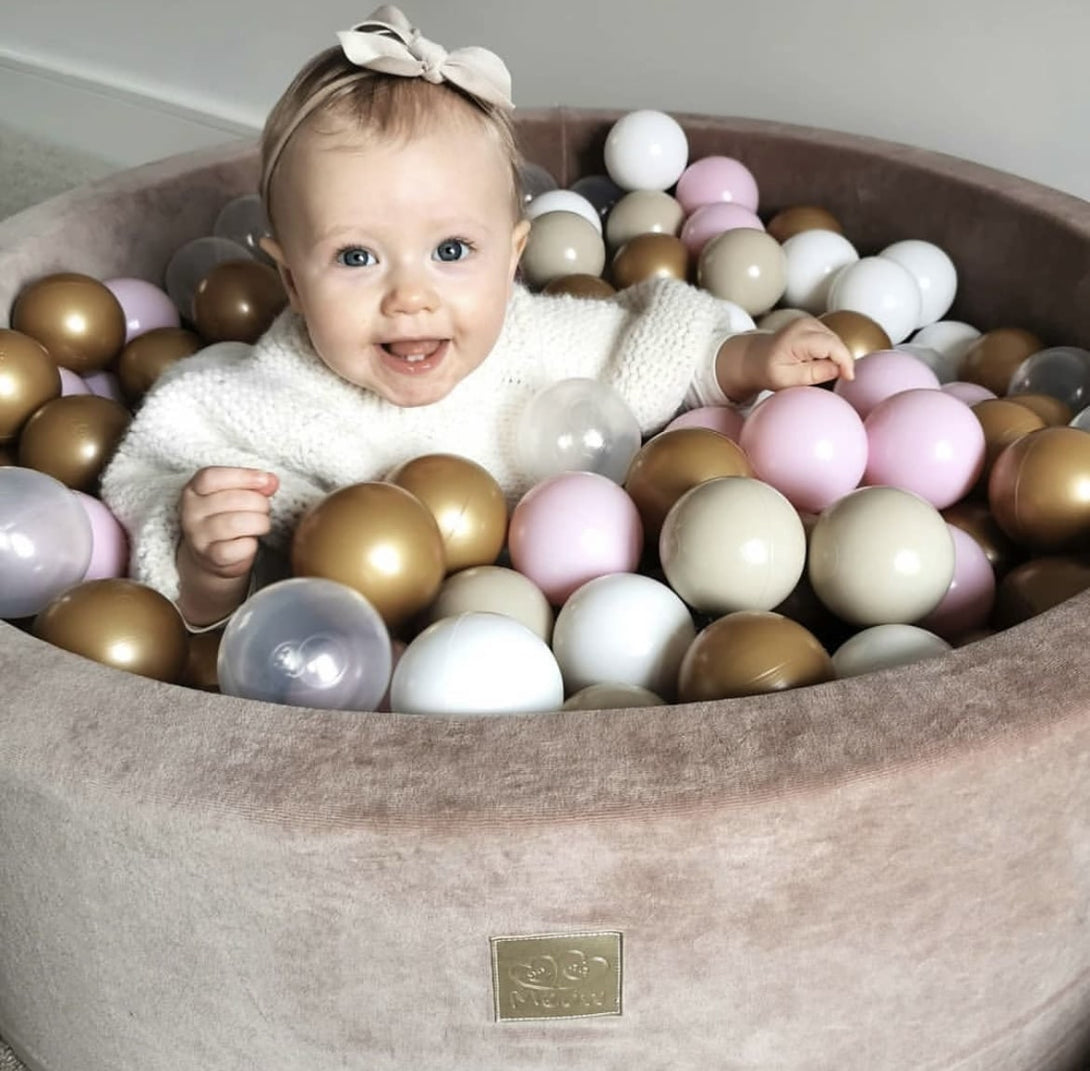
top-left (176, 466), bottom-right (280, 627)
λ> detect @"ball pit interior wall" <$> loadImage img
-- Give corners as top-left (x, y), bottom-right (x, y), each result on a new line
top-left (2, 109), bottom-right (1090, 1071)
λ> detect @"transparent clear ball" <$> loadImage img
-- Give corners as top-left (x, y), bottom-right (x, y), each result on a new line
top-left (1008, 346), bottom-right (1090, 411)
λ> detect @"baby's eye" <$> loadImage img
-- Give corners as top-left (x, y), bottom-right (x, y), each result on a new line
top-left (336, 246), bottom-right (376, 268)
top-left (434, 239), bottom-right (472, 263)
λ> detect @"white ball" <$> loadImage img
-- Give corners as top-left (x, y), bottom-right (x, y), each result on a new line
top-left (390, 612), bottom-right (564, 715)
top-left (551, 573), bottom-right (697, 700)
top-left (894, 342), bottom-right (960, 383)
top-left (781, 229), bottom-right (860, 313)
top-left (910, 320), bottom-right (982, 367)
top-left (525, 189), bottom-right (603, 233)
top-left (826, 256), bottom-right (923, 344)
top-left (880, 239), bottom-right (958, 328)
top-left (603, 109), bottom-right (689, 192)
top-left (832, 623), bottom-right (952, 678)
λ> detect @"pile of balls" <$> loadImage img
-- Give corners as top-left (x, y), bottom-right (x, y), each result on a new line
top-left (3, 107), bottom-right (1090, 716)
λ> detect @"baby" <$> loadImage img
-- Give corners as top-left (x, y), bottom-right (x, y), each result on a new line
top-left (101, 5), bottom-right (853, 629)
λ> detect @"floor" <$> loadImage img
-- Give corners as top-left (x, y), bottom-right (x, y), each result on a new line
top-left (0, 122), bottom-right (118, 221)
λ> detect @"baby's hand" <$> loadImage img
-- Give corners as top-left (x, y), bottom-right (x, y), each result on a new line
top-left (717, 317), bottom-right (855, 403)
top-left (175, 466), bottom-right (279, 626)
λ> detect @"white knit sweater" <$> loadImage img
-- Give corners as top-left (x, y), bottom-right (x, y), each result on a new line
top-left (100, 278), bottom-right (754, 601)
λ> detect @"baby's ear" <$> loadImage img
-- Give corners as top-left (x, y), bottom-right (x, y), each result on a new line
top-left (259, 236), bottom-right (302, 312)
top-left (509, 219), bottom-right (531, 276)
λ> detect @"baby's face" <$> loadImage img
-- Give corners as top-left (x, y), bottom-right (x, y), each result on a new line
top-left (264, 112), bottom-right (529, 407)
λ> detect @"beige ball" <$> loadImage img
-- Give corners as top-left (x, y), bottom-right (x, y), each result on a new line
top-left (697, 227), bottom-right (788, 315)
top-left (520, 211), bottom-right (606, 289)
top-left (424, 565), bottom-right (554, 643)
top-left (562, 682), bottom-right (665, 710)
top-left (605, 190), bottom-right (685, 249)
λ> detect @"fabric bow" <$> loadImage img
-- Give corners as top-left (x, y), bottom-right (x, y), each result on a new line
top-left (337, 5), bottom-right (513, 110)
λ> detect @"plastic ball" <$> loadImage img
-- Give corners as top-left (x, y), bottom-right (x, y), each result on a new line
top-left (192, 260), bottom-right (287, 345)
top-left (832, 623), bottom-right (951, 678)
top-left (116, 326), bottom-right (203, 402)
top-left (604, 190), bottom-right (685, 249)
top-left (542, 274), bottom-right (617, 300)
top-left (82, 370), bottom-right (125, 405)
top-left (895, 342), bottom-right (959, 383)
top-left (519, 161), bottom-right (559, 203)
top-left (562, 682), bottom-right (665, 710)
top-left (766, 205), bottom-right (843, 244)
top-left (679, 202), bottom-right (764, 258)
top-left (181, 628), bottom-right (223, 692)
top-left (942, 499), bottom-right (1024, 580)
top-left (987, 426), bottom-right (1090, 552)
top-left (677, 610), bottom-right (834, 702)
top-left (520, 212), bottom-right (606, 289)
top-left (808, 486), bottom-right (955, 625)
top-left (971, 398), bottom-right (1046, 487)
top-left (103, 277), bottom-right (181, 343)
top-left (863, 388), bottom-right (985, 509)
top-left (992, 556), bottom-right (1090, 629)
top-left (290, 481), bottom-right (446, 630)
top-left (0, 466), bottom-right (93, 619)
top-left (0, 329), bottom-right (60, 443)
top-left (624, 426), bottom-right (753, 541)
top-left (57, 368), bottom-right (90, 396)
top-left (833, 348), bottom-right (941, 420)
top-left (825, 256), bottom-right (922, 345)
top-left (217, 577), bottom-right (391, 710)
top-left (424, 565), bottom-right (554, 643)
top-left (72, 491), bottom-right (129, 580)
top-left (610, 233), bottom-right (689, 289)
top-left (11, 272), bottom-right (126, 373)
top-left (660, 476), bottom-right (806, 615)
top-left (390, 612), bottom-right (563, 715)
top-left (507, 471), bottom-right (643, 605)
top-left (741, 386), bottom-right (868, 513)
top-left (33, 578), bottom-right (188, 682)
top-left (603, 109), bottom-right (689, 192)
top-left (663, 405), bottom-right (745, 442)
top-left (515, 377), bottom-right (642, 485)
top-left (879, 239), bottom-right (958, 328)
top-left (386, 452), bottom-right (507, 572)
top-left (697, 228), bottom-right (787, 315)
top-left (17, 394), bottom-right (131, 492)
top-left (551, 573), bottom-right (696, 699)
top-left (525, 189), bottom-right (603, 233)
top-left (818, 309), bottom-right (892, 359)
top-left (917, 525), bottom-right (996, 640)
top-left (758, 308), bottom-right (811, 332)
top-left (943, 381), bottom-right (997, 406)
top-left (1009, 393), bottom-right (1073, 426)
top-left (958, 327), bottom-right (1043, 396)
top-left (674, 155), bottom-right (759, 214)
top-left (568, 173), bottom-right (625, 219)
top-left (910, 320), bottom-right (981, 367)
top-left (212, 193), bottom-right (274, 266)
top-left (164, 236), bottom-right (254, 321)
top-left (781, 229), bottom-right (860, 314)
top-left (1007, 346), bottom-right (1090, 412)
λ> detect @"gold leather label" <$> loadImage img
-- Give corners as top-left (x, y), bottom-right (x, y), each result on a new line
top-left (490, 931), bottom-right (623, 1022)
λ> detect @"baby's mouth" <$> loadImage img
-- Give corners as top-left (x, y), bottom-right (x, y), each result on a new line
top-left (380, 339), bottom-right (445, 363)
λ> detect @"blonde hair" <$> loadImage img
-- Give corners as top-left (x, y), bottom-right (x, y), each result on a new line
top-left (260, 46), bottom-right (525, 228)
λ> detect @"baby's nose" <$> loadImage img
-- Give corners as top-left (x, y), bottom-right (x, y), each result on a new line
top-left (381, 267), bottom-right (438, 315)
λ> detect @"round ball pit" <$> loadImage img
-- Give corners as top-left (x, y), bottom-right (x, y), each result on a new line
top-left (2, 110), bottom-right (1090, 1071)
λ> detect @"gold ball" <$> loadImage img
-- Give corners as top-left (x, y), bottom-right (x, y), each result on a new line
top-left (818, 309), bottom-right (893, 360)
top-left (291, 481), bottom-right (446, 631)
top-left (0, 328), bottom-right (61, 443)
top-left (765, 204), bottom-right (843, 244)
top-left (387, 453), bottom-right (508, 573)
top-left (970, 398), bottom-right (1046, 489)
top-left (992, 556), bottom-right (1090, 629)
top-left (959, 327), bottom-right (1044, 397)
top-left (624, 427), bottom-right (753, 542)
top-left (117, 327), bottom-right (203, 402)
top-left (677, 610), bottom-right (834, 701)
top-left (17, 394), bottom-right (131, 492)
top-left (11, 272), bottom-right (126, 373)
top-left (192, 260), bottom-right (287, 344)
top-left (1006, 392), bottom-right (1073, 426)
top-left (543, 274), bottom-right (617, 299)
top-left (610, 233), bottom-right (690, 289)
top-left (181, 628), bottom-right (224, 692)
top-left (33, 578), bottom-right (189, 682)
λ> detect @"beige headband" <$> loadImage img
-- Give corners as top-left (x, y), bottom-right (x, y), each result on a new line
top-left (261, 5), bottom-right (513, 207)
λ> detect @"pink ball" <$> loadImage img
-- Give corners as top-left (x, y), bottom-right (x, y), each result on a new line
top-left (863, 388), bottom-right (985, 509)
top-left (72, 491), bottom-right (130, 580)
top-left (508, 471), bottom-right (643, 605)
top-left (58, 368), bottom-right (91, 396)
top-left (664, 405), bottom-right (745, 442)
top-left (942, 380), bottom-right (998, 406)
top-left (918, 524), bottom-right (996, 640)
top-left (833, 348), bottom-right (940, 419)
top-left (679, 202), bottom-right (764, 257)
top-left (740, 386), bottom-right (868, 513)
top-left (104, 276), bottom-right (181, 344)
top-left (674, 155), bottom-right (759, 215)
top-left (82, 370), bottom-right (126, 405)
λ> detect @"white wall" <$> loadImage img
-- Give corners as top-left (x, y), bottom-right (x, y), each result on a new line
top-left (1, 0), bottom-right (1087, 201)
